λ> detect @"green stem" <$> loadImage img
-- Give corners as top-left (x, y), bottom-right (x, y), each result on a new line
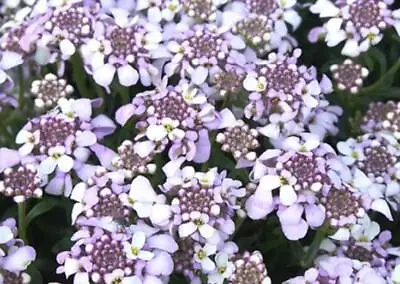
top-left (301, 224), bottom-right (328, 268)
top-left (71, 54), bottom-right (90, 98)
top-left (18, 65), bottom-right (25, 110)
top-left (360, 57), bottom-right (400, 95)
top-left (18, 202), bottom-right (28, 243)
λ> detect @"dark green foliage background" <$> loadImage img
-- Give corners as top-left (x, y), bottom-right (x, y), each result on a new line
top-left (2, 1), bottom-right (400, 283)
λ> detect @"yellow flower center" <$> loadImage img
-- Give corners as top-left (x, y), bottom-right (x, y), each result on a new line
top-left (197, 249), bottom-right (206, 260)
top-left (131, 247), bottom-right (140, 256)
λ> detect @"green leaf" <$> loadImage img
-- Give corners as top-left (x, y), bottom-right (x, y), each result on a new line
top-left (26, 199), bottom-right (63, 227)
top-left (27, 264), bottom-right (43, 284)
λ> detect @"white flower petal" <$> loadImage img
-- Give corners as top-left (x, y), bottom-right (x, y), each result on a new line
top-left (118, 65), bottom-right (139, 87)
top-left (199, 223), bottom-right (215, 239)
top-left (58, 155), bottom-right (74, 173)
top-left (60, 39), bottom-right (76, 56)
top-left (371, 199), bottom-right (393, 221)
top-left (178, 222), bottom-right (197, 238)
top-left (130, 176), bottom-right (157, 202)
top-left (39, 157), bottom-right (58, 174)
top-left (93, 64), bottom-right (116, 87)
top-left (132, 231), bottom-right (146, 249)
top-left (280, 185), bottom-right (297, 206)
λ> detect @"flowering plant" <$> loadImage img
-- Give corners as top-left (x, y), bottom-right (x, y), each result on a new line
top-left (2, 0), bottom-right (400, 283)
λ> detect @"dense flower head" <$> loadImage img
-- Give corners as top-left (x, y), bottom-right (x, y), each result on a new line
top-left (219, 0), bottom-right (301, 54)
top-left (246, 135), bottom-right (353, 240)
top-left (165, 24), bottom-right (244, 85)
top-left (337, 133), bottom-right (400, 216)
top-left (162, 165), bottom-right (245, 241)
top-left (0, 19), bottom-right (40, 59)
top-left (81, 10), bottom-right (163, 88)
top-left (112, 140), bottom-right (157, 180)
top-left (361, 100), bottom-right (400, 133)
top-left (243, 49), bottom-right (337, 140)
top-left (70, 167), bottom-right (130, 228)
top-left (0, 218), bottom-right (36, 282)
top-left (116, 81), bottom-right (233, 163)
top-left (317, 216), bottom-right (400, 282)
top-left (30, 73), bottom-right (74, 109)
top-left (310, 0), bottom-right (400, 57)
top-left (14, 97), bottom-right (115, 196)
top-left (330, 59), bottom-right (369, 93)
top-left (228, 250), bottom-right (271, 284)
top-left (56, 224), bottom-right (178, 284)
top-left (211, 63), bottom-right (248, 97)
top-left (0, 163), bottom-right (43, 203)
top-left (41, 2), bottom-right (98, 58)
top-left (216, 119), bottom-right (260, 166)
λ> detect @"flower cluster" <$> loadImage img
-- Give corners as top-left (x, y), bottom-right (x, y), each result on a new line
top-left (0, 218), bottom-right (36, 283)
top-left (1, 0), bottom-right (400, 283)
top-left (310, 0), bottom-right (400, 57)
top-left (286, 216), bottom-right (400, 283)
top-left (243, 50), bottom-right (340, 140)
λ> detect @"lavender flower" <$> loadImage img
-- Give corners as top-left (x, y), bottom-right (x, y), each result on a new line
top-left (246, 135), bottom-right (349, 240)
top-left (320, 215), bottom-right (400, 282)
top-left (165, 24), bottom-right (244, 85)
top-left (243, 50), bottom-right (336, 139)
top-left (228, 251), bottom-right (271, 284)
top-left (221, 0), bottom-right (301, 54)
top-left (135, 0), bottom-right (182, 23)
top-left (13, 98), bottom-right (116, 196)
top-left (56, 224), bottom-right (178, 283)
top-left (0, 218), bottom-right (36, 282)
top-left (330, 59), bottom-right (369, 94)
top-left (69, 167), bottom-right (130, 229)
top-left (210, 63), bottom-right (248, 97)
top-left (112, 140), bottom-right (157, 180)
top-left (361, 101), bottom-right (400, 133)
top-left (216, 119), bottom-right (260, 167)
top-left (163, 165), bottom-right (245, 241)
top-left (116, 81), bottom-right (234, 164)
top-left (30, 73), bottom-right (74, 109)
top-left (0, 163), bottom-right (43, 203)
top-left (337, 133), bottom-right (399, 218)
top-left (42, 2), bottom-right (97, 59)
top-left (119, 175), bottom-right (171, 228)
top-left (80, 9), bottom-right (162, 88)
top-left (310, 0), bottom-right (400, 57)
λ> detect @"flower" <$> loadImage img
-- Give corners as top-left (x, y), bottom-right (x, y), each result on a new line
top-left (15, 97), bottom-right (115, 196)
top-left (0, 218), bottom-right (36, 281)
top-left (0, 164), bottom-right (43, 203)
top-left (193, 243), bottom-right (217, 272)
top-left (165, 24), bottom-right (243, 85)
top-left (115, 82), bottom-right (234, 163)
top-left (310, 0), bottom-right (400, 57)
top-left (42, 3), bottom-right (97, 59)
top-left (57, 225), bottom-right (177, 283)
top-left (221, 0), bottom-right (301, 54)
top-left (30, 73), bottom-right (74, 109)
top-left (330, 59), bottom-right (369, 94)
top-left (243, 50), bottom-right (338, 139)
top-left (39, 145), bottom-right (74, 174)
top-left (69, 167), bottom-right (130, 228)
top-left (80, 9), bottom-right (162, 88)
top-left (246, 135), bottom-right (350, 240)
top-left (123, 231), bottom-right (154, 261)
top-left (207, 252), bottom-right (235, 284)
top-left (361, 101), bottom-right (400, 134)
top-left (228, 251), bottom-right (271, 284)
top-left (119, 175), bottom-right (171, 227)
top-left (337, 133), bottom-right (399, 218)
top-left (112, 140), bottom-right (156, 180)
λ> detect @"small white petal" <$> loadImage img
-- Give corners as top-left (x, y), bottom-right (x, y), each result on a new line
top-left (58, 155), bottom-right (74, 173)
